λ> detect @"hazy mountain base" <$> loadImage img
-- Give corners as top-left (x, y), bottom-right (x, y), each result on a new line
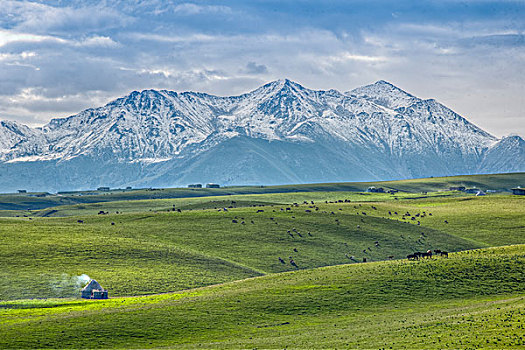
top-left (1, 136), bottom-right (513, 192)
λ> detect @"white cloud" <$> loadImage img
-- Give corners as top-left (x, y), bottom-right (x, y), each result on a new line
top-left (77, 36), bottom-right (119, 48)
top-left (171, 3), bottom-right (233, 15)
top-left (0, 29), bottom-right (66, 47)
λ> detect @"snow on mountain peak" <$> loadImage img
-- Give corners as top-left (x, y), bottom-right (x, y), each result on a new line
top-left (348, 80), bottom-right (418, 109)
top-left (0, 79), bottom-right (519, 192)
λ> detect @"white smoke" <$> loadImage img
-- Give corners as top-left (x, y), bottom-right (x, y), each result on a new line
top-left (76, 274), bottom-right (91, 286)
top-left (50, 273), bottom-right (91, 297)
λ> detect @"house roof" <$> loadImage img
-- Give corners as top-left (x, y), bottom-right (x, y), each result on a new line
top-left (81, 279), bottom-right (104, 292)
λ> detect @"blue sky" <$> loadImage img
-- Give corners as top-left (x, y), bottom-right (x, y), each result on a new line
top-left (0, 0), bottom-right (523, 138)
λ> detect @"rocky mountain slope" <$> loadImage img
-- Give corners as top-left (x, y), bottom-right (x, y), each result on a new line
top-left (0, 79), bottom-right (522, 192)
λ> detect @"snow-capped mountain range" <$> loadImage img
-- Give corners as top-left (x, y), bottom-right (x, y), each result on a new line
top-left (0, 79), bottom-right (523, 192)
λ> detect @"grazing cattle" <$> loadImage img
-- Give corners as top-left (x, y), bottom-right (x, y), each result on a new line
top-left (232, 220), bottom-right (238, 223)
top-left (444, 220), bottom-right (449, 224)
top-left (305, 210), bottom-right (311, 213)
top-left (251, 220), bottom-right (255, 224)
top-left (440, 251), bottom-right (449, 257)
top-left (279, 257), bottom-right (285, 264)
top-left (177, 209), bottom-right (182, 212)
top-left (297, 232), bottom-right (303, 237)
top-left (289, 258), bottom-right (298, 267)
top-left (256, 210), bottom-right (264, 213)
top-left (388, 255), bottom-right (394, 259)
top-left (77, 220), bottom-right (84, 224)
top-left (363, 257), bottom-right (367, 262)
top-left (111, 222), bottom-right (115, 225)
top-left (357, 225), bottom-right (360, 229)
top-left (293, 248), bottom-right (298, 252)
top-left (407, 254), bottom-right (418, 260)
top-left (421, 250), bottom-right (433, 259)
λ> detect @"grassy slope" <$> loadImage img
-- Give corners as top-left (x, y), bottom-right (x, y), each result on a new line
top-left (1, 172), bottom-right (523, 212)
top-left (1, 193), bottom-right (523, 300)
top-left (1, 245), bottom-right (524, 349)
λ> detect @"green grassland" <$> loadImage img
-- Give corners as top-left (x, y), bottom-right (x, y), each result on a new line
top-left (1, 173), bottom-right (524, 348)
top-left (1, 171), bottom-right (523, 212)
top-left (1, 245), bottom-right (523, 349)
top-left (1, 192), bottom-right (523, 301)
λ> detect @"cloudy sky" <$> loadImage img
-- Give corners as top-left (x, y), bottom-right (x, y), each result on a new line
top-left (0, 0), bottom-right (523, 138)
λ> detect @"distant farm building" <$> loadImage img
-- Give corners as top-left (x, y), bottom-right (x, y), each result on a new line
top-left (206, 183), bottom-right (220, 189)
top-left (512, 188), bottom-right (525, 195)
top-left (188, 184), bottom-right (202, 188)
top-left (17, 189), bottom-right (27, 193)
top-left (367, 186), bottom-right (385, 193)
top-left (97, 187), bottom-right (110, 192)
top-left (449, 186), bottom-right (466, 191)
top-left (81, 279), bottom-right (108, 299)
top-left (465, 188), bottom-right (479, 194)
top-left (475, 191), bottom-right (486, 196)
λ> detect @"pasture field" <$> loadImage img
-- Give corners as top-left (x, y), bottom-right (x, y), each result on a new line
top-left (1, 245), bottom-right (524, 349)
top-left (2, 192), bottom-right (524, 300)
top-left (1, 171), bottom-right (523, 212)
top-left (0, 173), bottom-right (524, 348)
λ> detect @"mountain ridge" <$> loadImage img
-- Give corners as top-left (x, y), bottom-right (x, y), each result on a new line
top-left (0, 79), bottom-right (523, 192)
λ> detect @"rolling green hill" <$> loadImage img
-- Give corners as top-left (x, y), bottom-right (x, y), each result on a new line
top-left (1, 245), bottom-right (523, 349)
top-left (1, 192), bottom-right (523, 300)
top-left (1, 174), bottom-right (524, 348)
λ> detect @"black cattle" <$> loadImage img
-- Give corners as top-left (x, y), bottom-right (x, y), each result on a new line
top-left (421, 250), bottom-right (432, 259)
